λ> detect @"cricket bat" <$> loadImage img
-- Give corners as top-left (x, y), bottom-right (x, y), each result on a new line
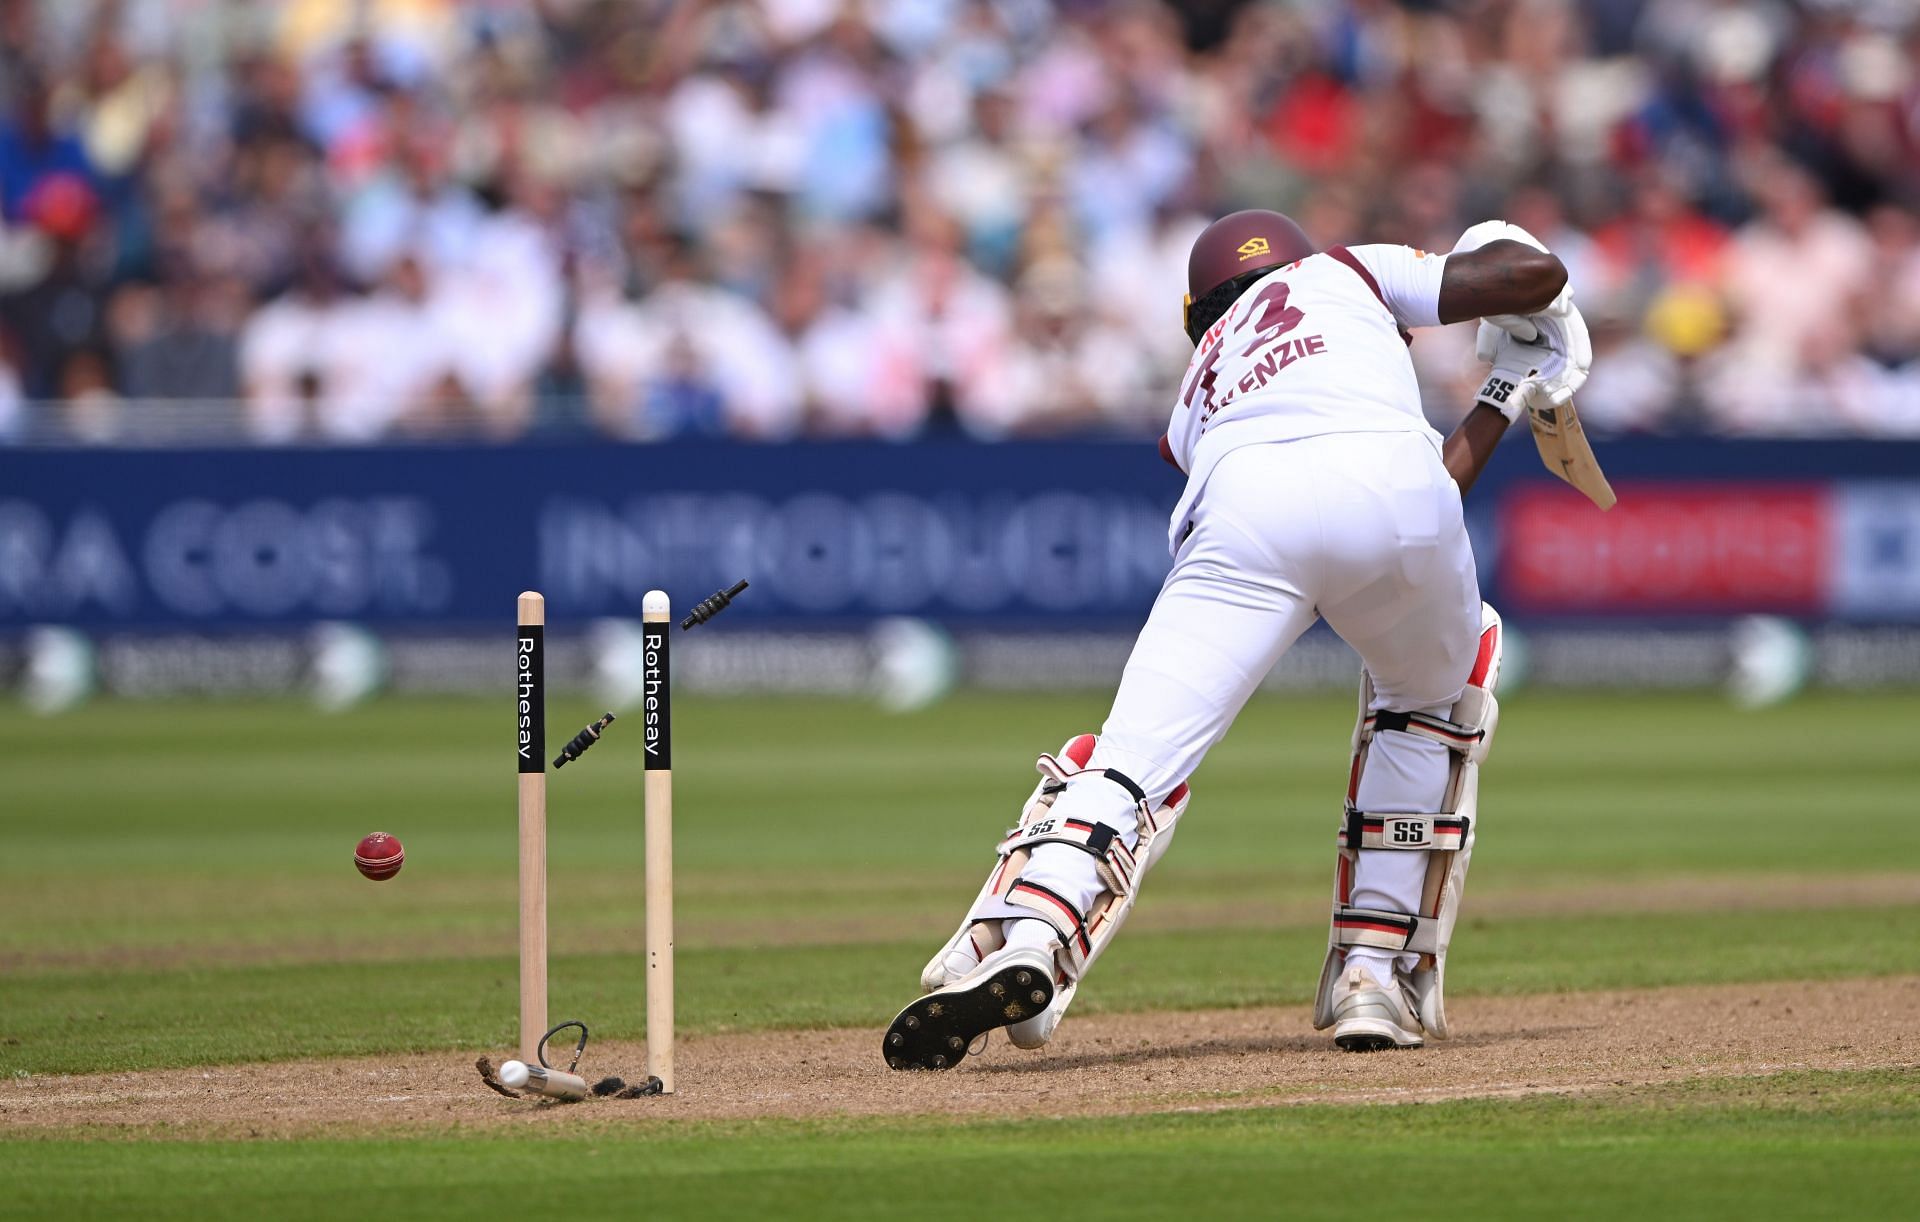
top-left (1527, 397), bottom-right (1616, 510)
top-left (1481, 307), bottom-right (1617, 511)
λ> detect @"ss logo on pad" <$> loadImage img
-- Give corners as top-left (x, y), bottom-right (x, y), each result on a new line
top-left (1388, 819), bottom-right (1428, 846)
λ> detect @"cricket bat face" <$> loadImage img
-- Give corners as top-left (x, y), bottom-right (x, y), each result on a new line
top-left (1528, 398), bottom-right (1616, 510)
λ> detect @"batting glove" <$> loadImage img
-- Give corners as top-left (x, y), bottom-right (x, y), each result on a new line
top-left (1487, 299), bottom-right (1592, 411)
top-left (1474, 321), bottom-right (1554, 422)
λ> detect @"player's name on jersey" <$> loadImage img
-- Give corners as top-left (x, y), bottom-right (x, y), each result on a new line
top-left (1208, 334), bottom-right (1329, 422)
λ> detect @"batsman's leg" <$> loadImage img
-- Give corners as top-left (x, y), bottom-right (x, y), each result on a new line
top-left (884, 484), bottom-right (1320, 1070)
top-left (1310, 434), bottom-right (1497, 1049)
top-left (1314, 606), bottom-right (1503, 1049)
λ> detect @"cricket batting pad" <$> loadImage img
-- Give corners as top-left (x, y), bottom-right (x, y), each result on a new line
top-left (1313, 603), bottom-right (1504, 1039)
top-left (921, 734), bottom-right (1192, 1048)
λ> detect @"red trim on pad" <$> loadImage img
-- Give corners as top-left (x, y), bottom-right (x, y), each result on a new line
top-left (1063, 735), bottom-right (1097, 768)
top-left (1335, 918), bottom-right (1412, 936)
top-left (1469, 623), bottom-right (1499, 687)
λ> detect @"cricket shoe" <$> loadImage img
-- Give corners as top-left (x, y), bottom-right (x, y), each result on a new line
top-left (1004, 989), bottom-right (1068, 1050)
top-left (882, 945), bottom-right (1056, 1071)
top-left (1329, 962), bottom-right (1425, 1052)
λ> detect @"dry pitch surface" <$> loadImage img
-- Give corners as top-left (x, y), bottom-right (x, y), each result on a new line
top-left (5, 976), bottom-right (1913, 1138)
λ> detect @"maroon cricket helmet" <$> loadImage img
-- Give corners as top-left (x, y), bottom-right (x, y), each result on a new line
top-left (1184, 209), bottom-right (1316, 339)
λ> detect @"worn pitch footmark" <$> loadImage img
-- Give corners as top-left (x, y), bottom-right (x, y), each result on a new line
top-left (1, 976), bottom-right (1914, 1139)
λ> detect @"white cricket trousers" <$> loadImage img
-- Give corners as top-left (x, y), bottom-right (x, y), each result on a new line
top-left (1023, 430), bottom-right (1483, 975)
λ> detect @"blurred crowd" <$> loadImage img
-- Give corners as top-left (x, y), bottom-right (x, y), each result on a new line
top-left (3, 0), bottom-right (1920, 445)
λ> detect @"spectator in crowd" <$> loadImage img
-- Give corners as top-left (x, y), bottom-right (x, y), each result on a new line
top-left (0, 0), bottom-right (1916, 445)
top-left (1852, 202), bottom-right (1920, 435)
top-left (237, 244), bottom-right (354, 442)
top-left (0, 170), bottom-right (108, 400)
top-left (0, 334), bottom-right (21, 442)
top-left (576, 237), bottom-right (802, 440)
top-left (777, 240), bottom-right (927, 438)
top-left (108, 276), bottom-right (244, 403)
top-left (0, 69), bottom-right (96, 222)
top-left (1709, 156), bottom-right (1876, 433)
top-left (966, 256), bottom-right (1158, 436)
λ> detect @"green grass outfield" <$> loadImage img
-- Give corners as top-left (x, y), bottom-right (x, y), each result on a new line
top-left (6, 1073), bottom-right (1917, 1221)
top-left (4, 689), bottom-right (1919, 1218)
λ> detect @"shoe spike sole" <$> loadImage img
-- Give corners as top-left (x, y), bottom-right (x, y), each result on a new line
top-left (883, 963), bottom-right (1055, 1071)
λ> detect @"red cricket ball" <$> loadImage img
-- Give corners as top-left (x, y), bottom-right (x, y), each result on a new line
top-left (355, 832), bottom-right (405, 881)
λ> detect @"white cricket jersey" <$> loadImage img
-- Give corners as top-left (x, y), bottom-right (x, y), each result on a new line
top-left (1160, 244), bottom-right (1450, 553)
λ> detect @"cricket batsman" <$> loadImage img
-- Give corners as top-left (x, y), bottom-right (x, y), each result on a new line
top-left (884, 211), bottom-right (1592, 1068)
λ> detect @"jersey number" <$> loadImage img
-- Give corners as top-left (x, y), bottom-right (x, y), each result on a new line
top-left (1238, 283), bottom-right (1306, 357)
top-left (1179, 281), bottom-right (1311, 416)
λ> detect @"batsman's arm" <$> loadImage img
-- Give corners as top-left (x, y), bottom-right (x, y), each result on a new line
top-left (1442, 402), bottom-right (1513, 497)
top-left (1446, 311), bottom-right (1555, 496)
top-left (1436, 240), bottom-right (1567, 325)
